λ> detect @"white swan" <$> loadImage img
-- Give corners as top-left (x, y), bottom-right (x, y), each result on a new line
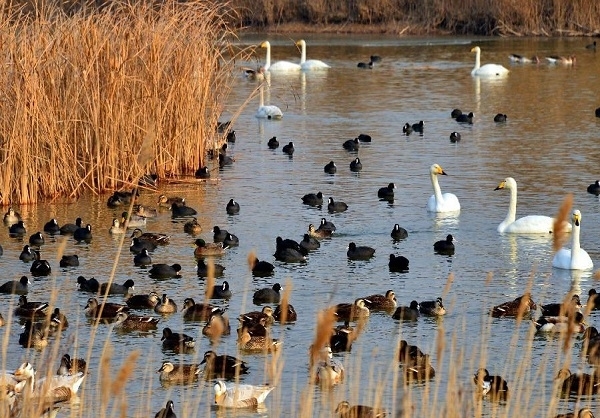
top-left (260, 41), bottom-right (301, 72)
top-left (552, 210), bottom-right (593, 270)
top-left (295, 40), bottom-right (330, 70)
top-left (495, 177), bottom-right (572, 234)
top-left (470, 46), bottom-right (509, 76)
top-left (427, 164), bottom-right (461, 213)
top-left (255, 83), bottom-right (283, 120)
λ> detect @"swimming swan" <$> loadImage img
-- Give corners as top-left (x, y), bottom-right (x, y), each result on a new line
top-left (552, 210), bottom-right (593, 270)
top-left (255, 83), bottom-right (283, 120)
top-left (470, 46), bottom-right (509, 76)
top-left (494, 177), bottom-right (572, 234)
top-left (295, 39), bottom-right (330, 70)
top-left (427, 164), bottom-right (461, 213)
top-left (260, 41), bottom-right (301, 72)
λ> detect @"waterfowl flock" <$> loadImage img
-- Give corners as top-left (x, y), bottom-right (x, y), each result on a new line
top-left (0, 39), bottom-right (599, 417)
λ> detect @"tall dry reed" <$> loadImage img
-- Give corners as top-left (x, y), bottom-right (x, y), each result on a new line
top-left (0, 0), bottom-right (246, 204)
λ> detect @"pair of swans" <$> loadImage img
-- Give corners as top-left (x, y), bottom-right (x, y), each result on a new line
top-left (471, 46), bottom-right (509, 77)
top-left (260, 40), bottom-right (330, 72)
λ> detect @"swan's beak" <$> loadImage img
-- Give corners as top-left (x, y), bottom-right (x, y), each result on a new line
top-left (574, 213), bottom-right (581, 226)
top-left (470, 47), bottom-right (478, 53)
top-left (494, 181), bottom-right (506, 191)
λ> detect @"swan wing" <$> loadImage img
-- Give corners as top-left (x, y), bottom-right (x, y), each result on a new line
top-left (301, 60), bottom-right (330, 70)
top-left (552, 248), bottom-right (572, 269)
top-left (502, 215), bottom-right (555, 234)
top-left (268, 61), bottom-right (301, 72)
top-left (473, 64), bottom-right (509, 76)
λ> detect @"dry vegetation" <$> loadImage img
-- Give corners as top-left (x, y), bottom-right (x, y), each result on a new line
top-left (0, 0), bottom-right (246, 205)
top-left (229, 0), bottom-right (600, 36)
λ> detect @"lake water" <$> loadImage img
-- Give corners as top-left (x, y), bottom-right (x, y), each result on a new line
top-left (2, 34), bottom-right (600, 417)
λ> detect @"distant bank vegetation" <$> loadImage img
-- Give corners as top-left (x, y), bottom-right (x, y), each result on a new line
top-left (229, 0), bottom-right (600, 36)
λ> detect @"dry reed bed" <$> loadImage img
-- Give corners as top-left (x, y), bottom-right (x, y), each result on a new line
top-left (0, 0), bottom-right (244, 205)
top-left (229, 0), bottom-right (600, 36)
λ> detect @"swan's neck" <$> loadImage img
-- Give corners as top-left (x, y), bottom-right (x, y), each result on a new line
top-left (264, 45), bottom-right (271, 71)
top-left (571, 222), bottom-right (581, 255)
top-left (300, 43), bottom-right (307, 64)
top-left (473, 50), bottom-right (481, 71)
top-left (430, 172), bottom-right (443, 203)
top-left (503, 186), bottom-right (518, 225)
top-left (259, 85), bottom-right (264, 107)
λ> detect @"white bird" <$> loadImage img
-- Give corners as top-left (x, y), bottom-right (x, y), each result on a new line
top-left (213, 380), bottom-right (275, 408)
top-left (259, 41), bottom-right (301, 72)
top-left (494, 177), bottom-right (572, 234)
top-left (255, 83), bottom-right (283, 120)
top-left (427, 164), bottom-right (461, 213)
top-left (552, 210), bottom-right (593, 270)
top-left (470, 46), bottom-right (509, 76)
top-left (13, 362), bottom-right (85, 403)
top-left (314, 346), bottom-right (344, 386)
top-left (295, 39), bottom-right (330, 70)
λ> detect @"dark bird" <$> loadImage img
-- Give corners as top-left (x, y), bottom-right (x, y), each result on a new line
top-left (473, 368), bottom-right (509, 401)
top-left (126, 291), bottom-right (160, 309)
top-left (391, 224), bottom-right (408, 240)
top-left (282, 141), bottom-right (295, 155)
top-left (402, 123), bottom-right (413, 135)
top-left (587, 289), bottom-right (600, 310)
top-left (30, 259), bottom-right (51, 276)
top-left (100, 279), bottom-right (135, 295)
top-left (59, 254), bottom-right (79, 267)
top-left (328, 197), bottom-right (348, 213)
top-left (19, 245), bottom-right (40, 262)
top-left (587, 181), bottom-right (600, 195)
top-left (171, 202), bottom-right (197, 218)
top-left (0, 275), bottom-right (29, 295)
top-left (9, 220), bottom-right (27, 236)
top-left (226, 199), bottom-right (240, 215)
top-left (28, 232), bottom-right (44, 246)
top-left (324, 161), bottom-right (337, 174)
top-left (73, 224), bottom-right (93, 242)
top-left (208, 281), bottom-right (232, 300)
top-left (155, 400), bottom-right (177, 418)
top-left (349, 157), bottom-right (362, 172)
top-left (357, 61), bottom-right (373, 69)
top-left (250, 256), bottom-right (275, 276)
top-left (490, 293), bottom-right (537, 318)
top-left (253, 283), bottom-right (281, 304)
top-left (494, 113), bottom-right (507, 122)
top-left (456, 112), bottom-right (474, 124)
top-left (419, 297), bottom-right (446, 316)
top-left (133, 248), bottom-right (152, 266)
top-left (393, 301), bottom-right (420, 321)
top-left (556, 368), bottom-right (600, 397)
top-left (274, 237), bottom-right (307, 263)
top-left (77, 276), bottom-right (100, 293)
top-left (451, 108), bottom-right (462, 118)
top-left (377, 183), bottom-right (396, 200)
top-left (343, 138), bottom-right (359, 151)
top-left (540, 294), bottom-right (581, 317)
top-left (347, 242), bottom-right (375, 260)
top-left (197, 259), bottom-right (226, 277)
top-left (149, 264), bottom-right (182, 279)
top-left (433, 234), bottom-right (455, 255)
top-left (357, 133), bottom-right (371, 142)
top-left (267, 136), bottom-right (279, 149)
top-left (449, 132), bottom-right (461, 143)
top-left (195, 166), bottom-right (210, 179)
top-left (201, 350), bottom-right (249, 379)
top-left (59, 217), bottom-right (82, 235)
top-left (389, 254), bottom-right (409, 272)
top-left (161, 327), bottom-right (195, 351)
top-left (411, 121), bottom-right (424, 133)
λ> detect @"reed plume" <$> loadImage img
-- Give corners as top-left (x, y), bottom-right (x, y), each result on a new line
top-left (553, 193), bottom-right (572, 253)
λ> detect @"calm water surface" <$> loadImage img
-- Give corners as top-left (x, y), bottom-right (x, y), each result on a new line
top-left (3, 35), bottom-right (600, 417)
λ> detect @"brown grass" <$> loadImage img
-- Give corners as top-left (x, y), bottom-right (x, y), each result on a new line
top-left (553, 193), bottom-right (573, 253)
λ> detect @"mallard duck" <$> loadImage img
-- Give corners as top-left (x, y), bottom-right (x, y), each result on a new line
top-left (56, 354), bottom-right (87, 375)
top-left (181, 298), bottom-right (220, 321)
top-left (314, 345), bottom-right (344, 386)
top-left (126, 291), bottom-right (160, 309)
top-left (130, 228), bottom-right (169, 245)
top-left (490, 293), bottom-right (537, 318)
top-left (473, 368), bottom-right (509, 401)
top-left (109, 218), bottom-right (126, 234)
top-left (419, 297), bottom-right (446, 316)
top-left (154, 294), bottom-right (178, 314)
top-left (237, 327), bottom-right (281, 352)
top-left (239, 306), bottom-right (275, 327)
top-left (403, 362), bottom-right (436, 382)
top-left (587, 289), bottom-right (600, 310)
top-left (120, 211), bottom-right (146, 229)
top-left (202, 312), bottom-right (231, 339)
top-left (362, 290), bottom-right (397, 311)
top-left (555, 409), bottom-right (596, 418)
top-left (48, 307), bottom-right (69, 331)
top-left (398, 340), bottom-right (429, 366)
top-left (84, 298), bottom-right (129, 319)
top-left (194, 239), bottom-right (227, 258)
top-left (183, 218), bottom-right (202, 235)
top-left (113, 312), bottom-right (159, 331)
top-left (335, 401), bottom-right (387, 418)
top-left (300, 234), bottom-right (320, 252)
top-left (213, 380), bottom-right (275, 408)
top-left (19, 320), bottom-right (51, 348)
top-left (134, 205), bottom-right (157, 218)
top-left (201, 350), bottom-right (249, 379)
top-left (333, 299), bottom-right (370, 321)
top-left (330, 322), bottom-right (358, 352)
top-left (157, 362), bottom-right (200, 384)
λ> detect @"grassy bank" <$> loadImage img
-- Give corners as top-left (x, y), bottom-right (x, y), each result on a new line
top-left (229, 0), bottom-right (600, 36)
top-left (0, 0), bottom-right (243, 205)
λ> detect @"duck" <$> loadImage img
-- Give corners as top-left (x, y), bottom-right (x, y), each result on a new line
top-left (170, 202), bottom-right (198, 218)
top-left (470, 46), bottom-right (509, 76)
top-left (155, 400), bottom-right (177, 418)
top-left (15, 295), bottom-right (48, 318)
top-left (120, 211), bottom-right (146, 229)
top-left (357, 133), bottom-right (372, 142)
top-left (133, 248), bottom-right (152, 266)
top-left (253, 283), bottom-right (281, 304)
top-left (391, 224), bottom-right (408, 240)
top-left (357, 60), bottom-right (373, 69)
top-left (28, 232), bottom-right (44, 246)
top-left (77, 276), bottom-right (99, 293)
top-left (130, 238), bottom-right (157, 254)
top-left (59, 217), bottom-right (82, 235)
top-left (362, 290), bottom-right (397, 311)
top-left (161, 327), bottom-right (195, 351)
top-left (56, 354), bottom-right (87, 375)
top-left (126, 291), bottom-right (160, 309)
top-left (181, 298), bottom-right (220, 321)
top-left (201, 350), bottom-right (249, 379)
top-left (451, 108), bottom-right (462, 118)
top-left (343, 138), bottom-right (360, 151)
top-left (194, 239), bottom-right (227, 258)
top-left (455, 112), bottom-right (473, 123)
top-left (259, 40), bottom-right (301, 72)
top-left (183, 218), bottom-right (202, 235)
top-left (555, 368), bottom-right (600, 397)
top-left (19, 320), bottom-right (51, 348)
top-left (555, 409), bottom-right (596, 418)
top-left (214, 380), bottom-right (275, 408)
top-left (73, 224), bottom-right (93, 242)
top-left (274, 237), bottom-right (307, 263)
top-left (324, 161), bottom-right (337, 174)
top-left (494, 113), bottom-right (507, 122)
top-left (267, 136), bottom-right (279, 149)
top-left (3, 207), bottom-right (21, 225)
top-left (237, 326), bottom-right (282, 352)
top-left (546, 55), bottom-right (576, 64)
top-left (377, 183), bottom-right (396, 200)
top-left (154, 294), bottom-right (178, 314)
top-left (59, 254), bottom-right (79, 267)
top-left (256, 82), bottom-right (283, 119)
top-left (411, 121), bottom-right (424, 133)
top-left (449, 132), bottom-right (461, 143)
top-left (202, 311), bottom-right (231, 339)
top-left (197, 259), bottom-right (226, 277)
top-left (587, 289), bottom-right (600, 310)
top-left (239, 306), bottom-right (275, 327)
top-left (219, 152), bottom-right (235, 167)
top-left (194, 166), bottom-right (211, 179)
top-left (318, 217), bottom-right (336, 232)
top-left (534, 312), bottom-right (586, 333)
top-left (419, 297), bottom-right (446, 316)
top-left (212, 225), bottom-right (231, 242)
top-left (586, 41), bottom-right (597, 50)
top-left (30, 259), bottom-right (51, 276)
top-left (495, 177), bottom-right (571, 234)
top-left (19, 245), bottom-right (40, 262)
top-left (333, 299), bottom-right (370, 321)
top-left (508, 54), bottom-right (540, 63)
top-left (9, 220), bottom-right (26, 236)
top-left (347, 242), bottom-right (375, 260)
top-left (404, 362), bottom-right (436, 382)
top-left (0, 275), bottom-right (29, 294)
top-left (328, 197), bottom-right (348, 213)
top-left (223, 233), bottom-right (239, 247)
top-left (295, 39), bottom-right (330, 70)
top-left (552, 210), bottom-right (593, 270)
top-left (330, 322), bottom-right (357, 352)
top-left (398, 340), bottom-right (429, 366)
top-left (13, 361), bottom-right (85, 402)
top-left (490, 293), bottom-right (537, 318)
top-left (393, 301), bottom-right (420, 321)
top-left (335, 401), bottom-right (386, 418)
top-left (282, 141), bottom-right (294, 155)
top-left (130, 228), bottom-right (170, 245)
top-left (208, 281), bottom-right (232, 299)
top-left (109, 218), bottom-right (126, 234)
top-left (100, 279), bottom-right (135, 295)
top-left (149, 263), bottom-right (182, 279)
top-left (134, 205), bottom-right (157, 218)
top-left (434, 234), bottom-right (455, 255)
top-left (587, 180), bottom-right (600, 195)
top-left (300, 234), bottom-right (321, 251)
top-left (157, 362), bottom-right (200, 384)
top-left (308, 223), bottom-right (332, 239)
top-left (473, 368), bottom-right (509, 400)
top-left (314, 345), bottom-right (345, 386)
top-left (113, 312), bottom-right (160, 331)
top-left (427, 164), bottom-right (461, 213)
top-left (540, 294), bottom-right (582, 317)
top-left (249, 255), bottom-right (275, 276)
top-left (582, 327), bottom-right (600, 362)
top-left (350, 157), bottom-right (363, 172)
top-left (226, 199), bottom-right (240, 215)
top-left (389, 254), bottom-right (409, 272)
top-left (48, 307), bottom-right (69, 331)
top-left (84, 298), bottom-right (129, 319)
top-left (274, 303), bottom-right (297, 323)
top-left (402, 123), bottom-right (413, 135)
top-left (157, 194), bottom-right (184, 208)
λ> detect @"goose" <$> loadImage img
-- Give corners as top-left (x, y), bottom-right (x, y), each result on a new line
top-left (14, 362), bottom-right (85, 403)
top-left (259, 41), bottom-right (301, 72)
top-left (427, 164), bottom-right (460, 213)
top-left (295, 39), bottom-right (330, 70)
top-left (552, 210), bottom-right (593, 270)
top-left (546, 55), bottom-right (576, 64)
top-left (214, 380), bottom-right (275, 408)
top-left (495, 177), bottom-right (572, 234)
top-left (508, 54), bottom-right (540, 64)
top-left (470, 46), bottom-right (509, 76)
top-left (256, 83), bottom-right (283, 120)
